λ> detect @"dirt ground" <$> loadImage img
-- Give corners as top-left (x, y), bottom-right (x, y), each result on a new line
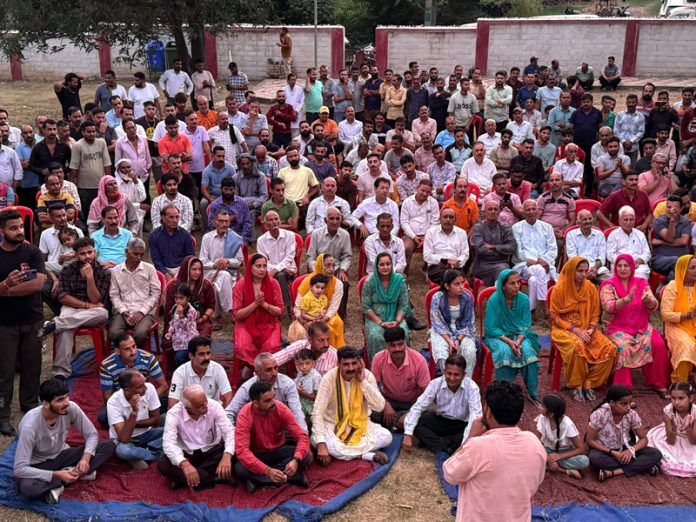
top-left (0, 78), bottom-right (688, 521)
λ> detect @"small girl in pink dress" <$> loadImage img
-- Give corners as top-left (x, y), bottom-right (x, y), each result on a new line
top-left (165, 283), bottom-right (200, 368)
top-left (648, 381), bottom-right (696, 477)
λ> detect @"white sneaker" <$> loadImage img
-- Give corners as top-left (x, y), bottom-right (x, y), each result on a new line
top-left (45, 485), bottom-right (64, 504)
top-left (128, 459), bottom-right (149, 470)
top-left (79, 471), bottom-right (97, 481)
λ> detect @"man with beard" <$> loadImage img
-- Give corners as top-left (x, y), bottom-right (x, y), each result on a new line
top-left (15, 124), bottom-right (39, 210)
top-left (490, 128), bottom-right (518, 174)
top-left (235, 153), bottom-right (268, 226)
top-left (234, 380), bottom-right (311, 492)
top-left (645, 91), bottom-right (679, 140)
top-left (470, 199), bottom-right (515, 286)
top-left (292, 120), bottom-right (313, 156)
top-left (208, 111), bottom-right (247, 167)
top-left (39, 238), bottom-right (110, 380)
top-left (305, 122), bottom-right (337, 163)
top-left (68, 120), bottom-right (111, 214)
top-left (0, 211), bottom-right (47, 436)
top-left (54, 72), bottom-right (84, 119)
top-left (150, 169), bottom-right (194, 231)
top-left (13, 378), bottom-right (115, 503)
top-left (283, 73), bottom-right (305, 139)
top-left (278, 148), bottom-right (319, 227)
top-left (312, 347), bottom-right (392, 465)
top-left (29, 119), bottom-right (71, 183)
top-left (169, 337), bottom-right (232, 408)
top-left (636, 82), bottom-right (656, 117)
top-left (207, 176), bottom-right (253, 244)
top-left (429, 77), bottom-right (450, 132)
top-left (306, 144), bottom-right (336, 183)
top-left (266, 90), bottom-right (296, 149)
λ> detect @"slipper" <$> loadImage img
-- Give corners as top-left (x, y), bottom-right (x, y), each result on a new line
top-left (649, 465), bottom-right (660, 476)
top-left (598, 469), bottom-right (614, 482)
top-left (583, 389), bottom-right (597, 402)
top-left (564, 469), bottom-right (582, 480)
top-left (657, 388), bottom-right (670, 400)
top-left (570, 390), bottom-right (585, 403)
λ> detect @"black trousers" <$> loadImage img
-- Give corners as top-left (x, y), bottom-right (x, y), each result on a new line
top-left (18, 441), bottom-right (115, 498)
top-left (157, 441), bottom-right (225, 488)
top-left (0, 322), bottom-right (43, 421)
top-left (413, 411), bottom-right (467, 454)
top-left (588, 447), bottom-right (662, 477)
top-left (371, 398), bottom-right (414, 428)
top-left (599, 77), bottom-right (621, 90)
top-left (78, 189), bottom-right (98, 222)
top-left (234, 444), bottom-right (311, 485)
top-left (426, 265), bottom-right (465, 286)
top-left (41, 278), bottom-right (62, 316)
top-left (338, 280), bottom-right (350, 321)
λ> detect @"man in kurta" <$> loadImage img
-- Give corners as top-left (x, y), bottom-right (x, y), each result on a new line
top-left (470, 200), bottom-right (516, 287)
top-left (512, 199), bottom-right (557, 320)
top-left (312, 346), bottom-right (392, 465)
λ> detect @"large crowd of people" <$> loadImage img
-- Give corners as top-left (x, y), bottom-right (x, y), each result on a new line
top-left (2, 46), bottom-right (696, 520)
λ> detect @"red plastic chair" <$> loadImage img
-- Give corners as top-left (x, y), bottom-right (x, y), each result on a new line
top-left (291, 273), bottom-right (308, 302)
top-left (156, 180), bottom-right (163, 195)
top-left (1, 206), bottom-right (34, 243)
top-left (575, 199), bottom-right (601, 216)
top-left (475, 287), bottom-right (497, 390)
top-left (546, 285), bottom-right (564, 391)
top-left (648, 229), bottom-right (668, 294)
top-left (126, 271), bottom-right (166, 354)
top-left (356, 275), bottom-right (372, 368)
top-left (444, 181), bottom-right (480, 202)
top-left (470, 115), bottom-right (483, 141)
top-left (425, 287), bottom-right (439, 378)
top-left (651, 197), bottom-right (667, 214)
top-left (603, 226), bottom-right (617, 240)
top-left (53, 326), bottom-right (108, 366)
top-left (472, 278), bottom-right (486, 302)
top-left (357, 242), bottom-right (367, 277)
top-left (294, 232), bottom-right (303, 275)
top-left (304, 234), bottom-right (312, 253)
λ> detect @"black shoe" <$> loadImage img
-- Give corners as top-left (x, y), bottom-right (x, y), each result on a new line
top-left (215, 476), bottom-right (238, 487)
top-left (53, 375), bottom-right (67, 382)
top-left (245, 479), bottom-right (257, 493)
top-left (289, 473), bottom-right (309, 488)
top-left (406, 315), bottom-right (426, 331)
top-left (38, 320), bottom-right (56, 338)
top-left (193, 481), bottom-right (216, 492)
top-left (0, 420), bottom-right (16, 437)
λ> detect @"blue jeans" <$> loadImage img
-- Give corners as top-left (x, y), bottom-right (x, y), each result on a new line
top-left (115, 427), bottom-right (164, 462)
top-left (174, 349), bottom-right (190, 367)
top-left (545, 447), bottom-right (590, 470)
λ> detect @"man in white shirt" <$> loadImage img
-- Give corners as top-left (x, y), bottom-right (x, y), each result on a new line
top-left (356, 152), bottom-right (392, 202)
top-left (158, 383), bottom-right (235, 490)
top-left (283, 73), bottom-right (305, 139)
top-left (225, 352), bottom-right (307, 431)
top-left (256, 210), bottom-right (298, 319)
top-left (351, 177), bottom-right (400, 237)
top-left (158, 60), bottom-right (193, 103)
top-left (305, 176), bottom-right (352, 234)
top-left (460, 141), bottom-right (497, 193)
top-left (553, 143), bottom-right (583, 198)
top-left (536, 76), bottom-right (562, 113)
top-left (424, 207), bottom-right (469, 285)
top-left (128, 72), bottom-right (161, 119)
top-left (484, 71), bottom-right (513, 131)
top-left (479, 119), bottom-right (502, 158)
top-left (152, 103), bottom-right (187, 143)
top-left (565, 209), bottom-right (609, 283)
top-left (338, 106), bottom-right (363, 153)
top-left (400, 179), bottom-right (439, 274)
top-left (506, 108), bottom-right (535, 150)
top-left (207, 111), bottom-right (248, 166)
top-left (168, 337), bottom-right (233, 408)
top-left (199, 210), bottom-right (244, 324)
top-left (512, 199), bottom-right (557, 320)
top-left (107, 369), bottom-right (163, 467)
top-left (606, 205), bottom-right (650, 280)
top-left (364, 213), bottom-right (407, 275)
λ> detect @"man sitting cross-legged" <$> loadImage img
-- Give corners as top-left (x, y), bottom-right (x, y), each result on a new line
top-left (312, 346), bottom-right (393, 465)
top-left (107, 369), bottom-right (163, 469)
top-left (226, 352), bottom-right (307, 432)
top-left (14, 378), bottom-right (115, 504)
top-left (158, 384), bottom-right (236, 490)
top-left (39, 237), bottom-right (110, 380)
top-left (402, 354), bottom-right (482, 455)
top-left (371, 327), bottom-right (430, 432)
top-left (234, 381), bottom-right (312, 493)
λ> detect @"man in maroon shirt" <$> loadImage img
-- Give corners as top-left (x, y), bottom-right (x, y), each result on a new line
top-left (266, 90), bottom-right (297, 149)
top-left (596, 170), bottom-right (652, 231)
top-left (234, 380), bottom-right (311, 493)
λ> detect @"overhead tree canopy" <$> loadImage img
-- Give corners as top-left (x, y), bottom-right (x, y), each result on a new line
top-left (0, 0), bottom-right (271, 69)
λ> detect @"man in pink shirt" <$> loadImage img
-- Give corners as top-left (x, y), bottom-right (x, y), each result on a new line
top-left (444, 380), bottom-right (546, 522)
top-left (371, 327), bottom-right (430, 431)
top-left (234, 380), bottom-right (311, 492)
top-left (507, 165), bottom-right (532, 202)
top-left (272, 321), bottom-right (337, 375)
top-left (638, 153), bottom-right (676, 206)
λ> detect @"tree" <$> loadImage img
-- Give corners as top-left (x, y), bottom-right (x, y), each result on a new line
top-left (0, 0), bottom-right (271, 70)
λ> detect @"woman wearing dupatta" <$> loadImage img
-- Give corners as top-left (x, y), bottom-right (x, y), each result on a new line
top-left (660, 254), bottom-right (696, 383)
top-left (600, 253), bottom-right (669, 395)
top-left (484, 269), bottom-right (541, 400)
top-left (429, 270), bottom-right (477, 379)
top-left (550, 256), bottom-right (617, 403)
top-left (86, 174), bottom-right (139, 235)
top-left (232, 254), bottom-right (284, 366)
top-left (164, 256), bottom-right (216, 336)
top-left (293, 253), bottom-right (346, 348)
top-left (361, 253), bottom-right (411, 362)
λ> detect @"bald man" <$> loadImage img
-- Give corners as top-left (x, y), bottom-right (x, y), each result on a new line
top-left (158, 384), bottom-right (236, 490)
top-left (195, 95), bottom-right (218, 130)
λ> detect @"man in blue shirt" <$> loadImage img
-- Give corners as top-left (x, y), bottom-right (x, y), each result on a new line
top-left (91, 207), bottom-right (133, 268)
top-left (148, 204), bottom-right (195, 277)
top-left (522, 56), bottom-right (540, 78)
top-left (516, 73), bottom-right (538, 109)
top-left (200, 146), bottom-right (236, 229)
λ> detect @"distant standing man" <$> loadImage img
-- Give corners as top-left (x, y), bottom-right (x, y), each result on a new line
top-left (277, 27), bottom-right (294, 76)
top-left (159, 60), bottom-right (193, 105)
top-left (191, 59), bottom-right (216, 109)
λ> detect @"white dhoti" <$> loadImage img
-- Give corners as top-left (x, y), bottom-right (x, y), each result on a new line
top-left (205, 269), bottom-right (235, 316)
top-left (134, 208), bottom-right (146, 237)
top-left (513, 263), bottom-right (552, 310)
top-left (312, 422), bottom-right (392, 461)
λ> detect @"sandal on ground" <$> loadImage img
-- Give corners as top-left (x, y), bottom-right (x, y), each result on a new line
top-left (649, 465), bottom-right (660, 476)
top-left (570, 389), bottom-right (585, 403)
top-left (598, 469), bottom-right (614, 482)
top-left (564, 469), bottom-right (582, 480)
top-left (657, 388), bottom-right (670, 400)
top-left (583, 389), bottom-right (597, 402)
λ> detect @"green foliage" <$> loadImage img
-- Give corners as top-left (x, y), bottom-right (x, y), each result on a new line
top-left (273, 0), bottom-right (336, 25)
top-left (479, 0), bottom-right (542, 16)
